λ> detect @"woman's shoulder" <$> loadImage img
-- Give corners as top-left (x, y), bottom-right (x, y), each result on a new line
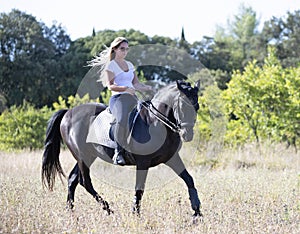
top-left (107, 60), bottom-right (117, 66)
top-left (106, 60), bottom-right (118, 71)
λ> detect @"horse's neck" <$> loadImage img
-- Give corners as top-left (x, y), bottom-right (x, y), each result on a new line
top-left (151, 84), bottom-right (177, 110)
top-left (144, 85), bottom-right (178, 123)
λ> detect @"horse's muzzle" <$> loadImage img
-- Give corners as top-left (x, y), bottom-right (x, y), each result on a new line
top-left (179, 128), bottom-right (194, 142)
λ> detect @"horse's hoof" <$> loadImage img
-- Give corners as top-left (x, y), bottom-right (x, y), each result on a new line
top-left (192, 210), bottom-right (203, 223)
top-left (132, 209), bottom-right (140, 217)
top-left (66, 201), bottom-right (74, 211)
top-left (102, 200), bottom-right (113, 215)
top-left (193, 210), bottom-right (203, 217)
top-left (105, 208), bottom-right (113, 215)
top-left (132, 204), bottom-right (141, 216)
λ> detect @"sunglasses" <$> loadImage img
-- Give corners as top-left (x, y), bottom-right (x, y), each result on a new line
top-left (119, 47), bottom-right (130, 52)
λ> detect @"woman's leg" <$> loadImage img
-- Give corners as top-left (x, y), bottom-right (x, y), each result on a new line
top-left (109, 94), bottom-right (137, 164)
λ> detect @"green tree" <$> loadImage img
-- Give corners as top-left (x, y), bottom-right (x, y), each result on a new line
top-left (85, 29), bottom-right (197, 86)
top-left (191, 4), bottom-right (258, 73)
top-left (215, 3), bottom-right (260, 71)
top-left (0, 9), bottom-right (71, 107)
top-left (222, 47), bottom-right (300, 147)
top-left (58, 37), bottom-right (92, 99)
top-left (191, 36), bottom-right (232, 73)
top-left (261, 10), bottom-right (300, 67)
top-left (190, 4), bottom-right (261, 90)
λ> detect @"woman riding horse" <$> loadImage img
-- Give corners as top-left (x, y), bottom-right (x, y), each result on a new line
top-left (42, 40), bottom-right (202, 217)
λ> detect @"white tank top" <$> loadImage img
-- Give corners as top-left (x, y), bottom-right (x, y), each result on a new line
top-left (106, 60), bottom-right (135, 95)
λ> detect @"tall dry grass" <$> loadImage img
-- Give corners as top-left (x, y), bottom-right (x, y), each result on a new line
top-left (0, 143), bottom-right (299, 233)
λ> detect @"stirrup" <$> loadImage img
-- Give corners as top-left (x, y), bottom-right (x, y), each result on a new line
top-left (113, 150), bottom-right (126, 166)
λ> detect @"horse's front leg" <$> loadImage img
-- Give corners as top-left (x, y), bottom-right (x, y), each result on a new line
top-left (165, 154), bottom-right (202, 217)
top-left (132, 189), bottom-right (144, 214)
top-left (132, 160), bottom-right (150, 215)
top-left (180, 169), bottom-right (202, 217)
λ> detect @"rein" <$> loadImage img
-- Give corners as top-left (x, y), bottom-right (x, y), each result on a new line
top-left (139, 100), bottom-right (181, 133)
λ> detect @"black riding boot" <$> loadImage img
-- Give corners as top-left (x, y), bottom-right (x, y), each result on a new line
top-left (113, 123), bottom-right (127, 166)
top-left (113, 144), bottom-right (126, 166)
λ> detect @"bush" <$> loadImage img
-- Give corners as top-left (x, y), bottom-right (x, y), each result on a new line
top-left (0, 102), bottom-right (53, 151)
top-left (0, 94), bottom-right (101, 151)
top-left (197, 84), bottom-right (226, 143)
top-left (222, 48), bottom-right (300, 147)
top-left (53, 93), bottom-right (100, 110)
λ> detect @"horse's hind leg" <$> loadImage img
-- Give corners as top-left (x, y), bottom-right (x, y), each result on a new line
top-left (66, 163), bottom-right (81, 210)
top-left (77, 160), bottom-right (112, 214)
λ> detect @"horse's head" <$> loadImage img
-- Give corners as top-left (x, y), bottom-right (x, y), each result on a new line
top-left (174, 80), bottom-right (200, 142)
top-left (151, 80), bottom-right (200, 142)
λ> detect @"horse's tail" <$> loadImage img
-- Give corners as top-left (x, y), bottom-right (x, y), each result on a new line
top-left (42, 109), bottom-right (68, 191)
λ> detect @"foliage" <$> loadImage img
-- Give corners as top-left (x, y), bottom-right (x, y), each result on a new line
top-left (197, 84), bottom-right (226, 146)
top-left (222, 47), bottom-right (300, 147)
top-left (1, 7), bottom-right (300, 150)
top-left (53, 93), bottom-right (100, 110)
top-left (189, 68), bottom-right (230, 92)
top-left (0, 93), bottom-right (7, 113)
top-left (0, 9), bottom-right (71, 108)
top-left (261, 10), bottom-right (300, 67)
top-left (0, 94), bottom-right (103, 151)
top-left (2, 7), bottom-right (300, 110)
top-left (0, 102), bottom-right (52, 151)
top-left (192, 4), bottom-right (262, 74)
top-left (99, 88), bottom-right (112, 105)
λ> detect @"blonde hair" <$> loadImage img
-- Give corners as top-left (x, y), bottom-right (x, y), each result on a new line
top-left (88, 37), bottom-right (128, 86)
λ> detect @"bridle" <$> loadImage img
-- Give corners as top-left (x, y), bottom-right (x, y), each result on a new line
top-left (140, 91), bottom-right (197, 133)
top-left (145, 101), bottom-right (180, 133)
top-left (172, 93), bottom-right (198, 131)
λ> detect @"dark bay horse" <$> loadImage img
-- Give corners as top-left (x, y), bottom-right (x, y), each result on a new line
top-left (42, 80), bottom-right (202, 217)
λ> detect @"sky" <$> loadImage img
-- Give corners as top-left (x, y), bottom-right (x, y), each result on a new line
top-left (1, 0), bottom-right (300, 43)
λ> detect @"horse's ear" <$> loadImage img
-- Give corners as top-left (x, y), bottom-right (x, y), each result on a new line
top-left (194, 80), bottom-right (200, 92)
top-left (176, 80), bottom-right (183, 90)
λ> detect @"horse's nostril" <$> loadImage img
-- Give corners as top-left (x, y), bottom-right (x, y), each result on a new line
top-left (180, 129), bottom-right (194, 142)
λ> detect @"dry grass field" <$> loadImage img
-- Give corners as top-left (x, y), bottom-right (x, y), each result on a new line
top-left (0, 144), bottom-right (299, 233)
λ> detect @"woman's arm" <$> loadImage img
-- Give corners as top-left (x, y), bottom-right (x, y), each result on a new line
top-left (106, 70), bottom-right (135, 94)
top-left (132, 73), bottom-right (152, 91)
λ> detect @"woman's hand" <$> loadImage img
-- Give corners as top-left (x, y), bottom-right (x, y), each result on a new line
top-left (143, 84), bottom-right (152, 91)
top-left (134, 83), bottom-right (152, 91)
top-left (125, 87), bottom-right (136, 95)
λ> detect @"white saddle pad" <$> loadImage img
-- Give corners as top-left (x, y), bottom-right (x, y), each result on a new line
top-left (86, 108), bottom-right (117, 149)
